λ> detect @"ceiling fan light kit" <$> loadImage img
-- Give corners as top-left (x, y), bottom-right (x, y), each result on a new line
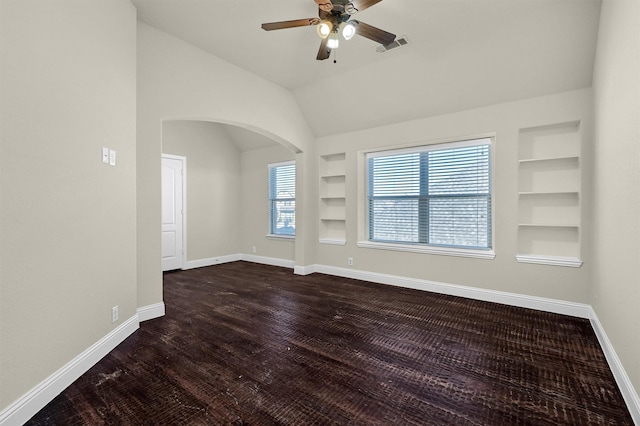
top-left (261, 0), bottom-right (396, 61)
top-left (340, 22), bottom-right (356, 40)
top-left (317, 20), bottom-right (333, 38)
top-left (327, 32), bottom-right (340, 49)
top-left (344, 2), bottom-right (358, 14)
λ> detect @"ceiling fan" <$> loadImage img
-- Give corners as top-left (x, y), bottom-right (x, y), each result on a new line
top-left (261, 0), bottom-right (396, 61)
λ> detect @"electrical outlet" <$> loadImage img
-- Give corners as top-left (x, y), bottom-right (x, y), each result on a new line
top-left (347, 257), bottom-right (353, 266)
top-left (252, 246), bottom-right (257, 253)
top-left (111, 305), bottom-right (119, 323)
top-left (109, 149), bottom-right (116, 166)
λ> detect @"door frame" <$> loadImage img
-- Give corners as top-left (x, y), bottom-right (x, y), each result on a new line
top-left (161, 153), bottom-right (187, 270)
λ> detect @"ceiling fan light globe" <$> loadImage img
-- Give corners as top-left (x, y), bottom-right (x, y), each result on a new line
top-left (317, 21), bottom-right (332, 39)
top-left (341, 22), bottom-right (356, 40)
top-left (327, 34), bottom-right (340, 49)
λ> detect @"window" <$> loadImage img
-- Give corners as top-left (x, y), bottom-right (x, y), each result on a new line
top-left (366, 138), bottom-right (492, 251)
top-left (268, 161), bottom-right (296, 236)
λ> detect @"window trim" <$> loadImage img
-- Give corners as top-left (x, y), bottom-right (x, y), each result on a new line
top-left (359, 134), bottom-right (495, 259)
top-left (356, 240), bottom-right (496, 259)
top-left (268, 160), bottom-right (296, 237)
top-left (266, 233), bottom-right (295, 240)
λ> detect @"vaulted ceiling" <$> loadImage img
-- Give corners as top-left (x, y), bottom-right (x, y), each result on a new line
top-left (131, 0), bottom-right (601, 140)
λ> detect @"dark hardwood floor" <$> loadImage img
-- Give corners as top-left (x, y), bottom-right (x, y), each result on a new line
top-left (27, 261), bottom-right (633, 425)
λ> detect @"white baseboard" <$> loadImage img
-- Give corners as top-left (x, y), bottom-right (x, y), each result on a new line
top-left (0, 315), bottom-right (139, 426)
top-left (312, 264), bottom-right (593, 318)
top-left (137, 302), bottom-right (165, 322)
top-left (184, 254), bottom-right (295, 270)
top-left (240, 254), bottom-right (295, 269)
top-left (294, 264), bottom-right (317, 275)
top-left (589, 310), bottom-right (640, 424)
top-left (183, 254), bottom-right (242, 270)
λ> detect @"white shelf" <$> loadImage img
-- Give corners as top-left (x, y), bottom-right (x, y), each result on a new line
top-left (517, 122), bottom-right (581, 263)
top-left (518, 163), bottom-right (579, 194)
top-left (516, 254), bottom-right (583, 268)
top-left (319, 153), bottom-right (347, 244)
top-left (518, 223), bottom-right (579, 229)
top-left (319, 238), bottom-right (346, 246)
top-left (519, 156), bottom-right (579, 164)
top-left (518, 121), bottom-right (580, 159)
top-left (518, 191), bottom-right (579, 197)
top-left (319, 153), bottom-right (346, 177)
top-left (319, 193), bottom-right (346, 199)
top-left (320, 175), bottom-right (346, 183)
top-left (319, 178), bottom-right (346, 198)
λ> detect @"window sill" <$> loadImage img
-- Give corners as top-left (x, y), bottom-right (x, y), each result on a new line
top-left (356, 240), bottom-right (495, 260)
top-left (266, 234), bottom-right (295, 241)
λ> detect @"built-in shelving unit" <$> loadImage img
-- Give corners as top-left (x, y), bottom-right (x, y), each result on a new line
top-left (516, 121), bottom-right (582, 267)
top-left (319, 153), bottom-right (346, 245)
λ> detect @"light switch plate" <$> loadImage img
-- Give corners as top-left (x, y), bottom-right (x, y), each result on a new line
top-left (109, 149), bottom-right (116, 166)
top-left (102, 147), bottom-right (109, 164)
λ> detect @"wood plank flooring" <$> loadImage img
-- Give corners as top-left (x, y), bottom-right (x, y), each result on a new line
top-left (27, 261), bottom-right (633, 425)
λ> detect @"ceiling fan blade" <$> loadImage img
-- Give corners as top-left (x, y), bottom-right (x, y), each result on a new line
top-left (316, 37), bottom-right (331, 60)
top-left (318, 9), bottom-right (332, 20)
top-left (314, 0), bottom-right (334, 13)
top-left (261, 18), bottom-right (319, 31)
top-left (348, 0), bottom-right (382, 13)
top-left (352, 20), bottom-right (396, 45)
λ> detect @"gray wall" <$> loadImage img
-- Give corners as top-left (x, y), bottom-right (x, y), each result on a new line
top-left (0, 0), bottom-right (138, 409)
top-left (241, 145), bottom-right (296, 261)
top-left (315, 89), bottom-right (593, 303)
top-left (162, 121), bottom-right (242, 262)
top-left (592, 0), bottom-right (640, 397)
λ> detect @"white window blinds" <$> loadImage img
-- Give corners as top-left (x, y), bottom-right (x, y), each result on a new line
top-left (367, 138), bottom-right (492, 249)
top-left (268, 162), bottom-right (296, 236)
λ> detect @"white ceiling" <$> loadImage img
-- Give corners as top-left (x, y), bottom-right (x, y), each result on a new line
top-left (131, 0), bottom-right (601, 143)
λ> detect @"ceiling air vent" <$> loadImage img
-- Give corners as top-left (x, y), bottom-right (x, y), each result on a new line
top-left (376, 35), bottom-right (410, 53)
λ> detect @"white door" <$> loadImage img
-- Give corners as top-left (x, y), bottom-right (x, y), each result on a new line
top-left (161, 156), bottom-right (185, 271)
